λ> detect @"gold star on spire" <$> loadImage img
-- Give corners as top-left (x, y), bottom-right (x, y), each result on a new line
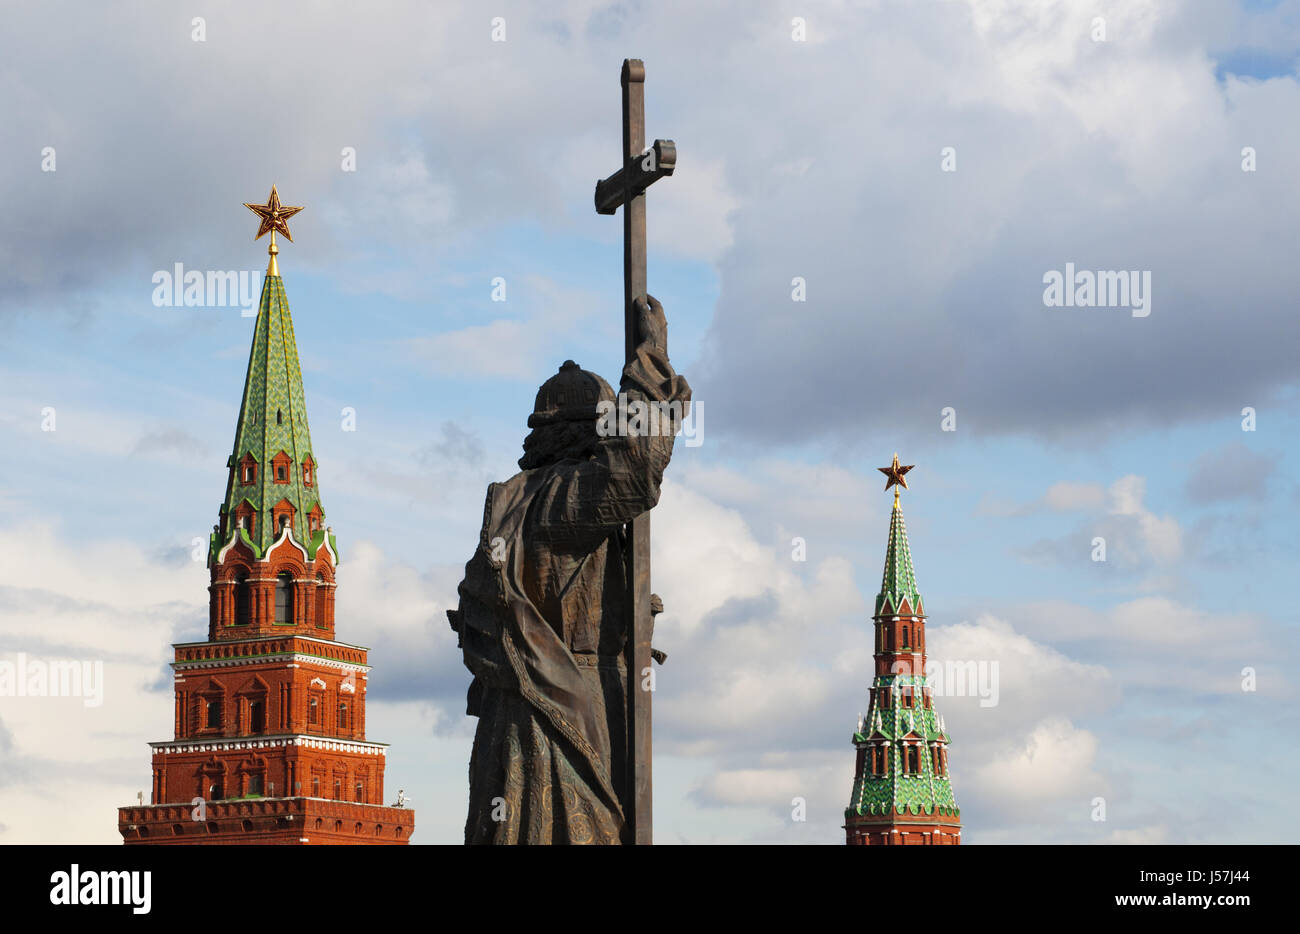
top-left (877, 453), bottom-right (914, 506)
top-left (243, 185), bottom-right (303, 276)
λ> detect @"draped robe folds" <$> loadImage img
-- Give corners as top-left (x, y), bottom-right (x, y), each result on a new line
top-left (449, 335), bottom-right (690, 845)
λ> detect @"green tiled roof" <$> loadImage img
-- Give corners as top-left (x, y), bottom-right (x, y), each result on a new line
top-left (210, 273), bottom-right (327, 562)
top-left (874, 499), bottom-right (922, 616)
top-left (847, 498), bottom-right (958, 822)
top-left (845, 676), bottom-right (960, 819)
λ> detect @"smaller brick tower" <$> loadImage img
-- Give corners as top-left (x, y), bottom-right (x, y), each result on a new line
top-left (118, 188), bottom-right (414, 844)
top-left (844, 455), bottom-right (960, 845)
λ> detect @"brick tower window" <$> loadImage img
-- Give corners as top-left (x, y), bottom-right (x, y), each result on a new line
top-left (234, 571), bottom-right (250, 626)
top-left (309, 697), bottom-right (319, 726)
top-left (248, 773), bottom-right (264, 796)
top-left (902, 624), bottom-right (910, 648)
top-left (249, 699), bottom-right (265, 734)
top-left (205, 699), bottom-right (221, 729)
top-left (271, 498), bottom-right (295, 537)
top-left (334, 779), bottom-right (341, 800)
top-left (271, 451), bottom-right (292, 485)
top-left (337, 702), bottom-right (348, 729)
top-left (233, 504), bottom-right (256, 538)
top-left (208, 780), bottom-right (222, 800)
top-left (274, 572), bottom-right (294, 624)
top-left (355, 780), bottom-right (364, 802)
top-left (906, 746), bottom-right (919, 774)
top-left (315, 574), bottom-right (328, 628)
top-left (312, 776), bottom-right (320, 797)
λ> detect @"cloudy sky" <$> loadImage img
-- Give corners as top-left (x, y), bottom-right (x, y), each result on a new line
top-left (1, 0), bottom-right (1298, 844)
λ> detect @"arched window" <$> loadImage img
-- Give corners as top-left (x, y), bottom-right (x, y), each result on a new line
top-left (276, 408), bottom-right (283, 425)
top-left (248, 773), bottom-right (264, 795)
top-left (906, 746), bottom-right (919, 774)
top-left (355, 781), bottom-right (364, 802)
top-left (249, 699), bottom-right (265, 733)
top-left (315, 575), bottom-right (328, 629)
top-left (205, 699), bottom-right (222, 729)
top-left (308, 697), bottom-right (319, 726)
top-left (274, 572), bottom-right (293, 624)
top-left (337, 702), bottom-right (348, 730)
top-left (901, 624), bottom-right (910, 648)
top-left (234, 571), bottom-right (250, 626)
top-left (208, 781), bottom-right (222, 800)
top-left (333, 779), bottom-right (341, 800)
top-left (312, 776), bottom-right (321, 797)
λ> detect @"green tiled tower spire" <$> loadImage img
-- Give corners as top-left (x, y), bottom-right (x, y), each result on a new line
top-left (844, 457), bottom-right (961, 845)
top-left (209, 187), bottom-right (335, 565)
top-left (218, 274), bottom-right (321, 552)
top-left (875, 498), bottom-right (923, 617)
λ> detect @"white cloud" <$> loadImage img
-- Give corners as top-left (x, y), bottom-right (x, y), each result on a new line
top-left (1044, 482), bottom-right (1107, 512)
top-left (967, 717), bottom-right (1104, 807)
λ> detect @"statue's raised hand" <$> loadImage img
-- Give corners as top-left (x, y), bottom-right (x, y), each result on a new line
top-left (633, 294), bottom-right (667, 354)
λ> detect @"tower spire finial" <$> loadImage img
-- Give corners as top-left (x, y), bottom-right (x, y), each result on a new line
top-left (874, 454), bottom-right (921, 618)
top-left (243, 184), bottom-right (303, 276)
top-left (877, 452), bottom-right (914, 507)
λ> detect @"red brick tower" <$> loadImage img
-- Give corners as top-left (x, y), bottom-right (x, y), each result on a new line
top-left (118, 189), bottom-right (415, 844)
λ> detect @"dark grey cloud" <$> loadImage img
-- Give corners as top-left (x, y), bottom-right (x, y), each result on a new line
top-left (418, 421), bottom-right (486, 470)
top-left (6, 1), bottom-right (1299, 442)
top-left (1184, 440), bottom-right (1277, 503)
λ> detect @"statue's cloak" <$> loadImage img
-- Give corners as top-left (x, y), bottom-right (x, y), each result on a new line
top-left (450, 338), bottom-right (690, 844)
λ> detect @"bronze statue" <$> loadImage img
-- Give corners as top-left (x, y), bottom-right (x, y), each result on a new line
top-left (448, 295), bottom-right (690, 844)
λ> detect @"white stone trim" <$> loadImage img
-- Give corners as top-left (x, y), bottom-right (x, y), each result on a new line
top-left (263, 524), bottom-right (311, 563)
top-left (150, 734), bottom-right (388, 755)
top-left (173, 634), bottom-right (369, 652)
top-left (174, 653), bottom-right (370, 676)
top-left (216, 526), bottom-right (250, 564)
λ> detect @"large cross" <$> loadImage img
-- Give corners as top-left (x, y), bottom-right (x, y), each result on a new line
top-left (593, 58), bottom-right (675, 846)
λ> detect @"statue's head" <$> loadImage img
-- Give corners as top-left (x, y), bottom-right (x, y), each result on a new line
top-left (519, 360), bottom-right (615, 470)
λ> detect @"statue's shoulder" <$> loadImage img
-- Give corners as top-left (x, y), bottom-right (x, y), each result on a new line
top-left (478, 470), bottom-right (546, 548)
